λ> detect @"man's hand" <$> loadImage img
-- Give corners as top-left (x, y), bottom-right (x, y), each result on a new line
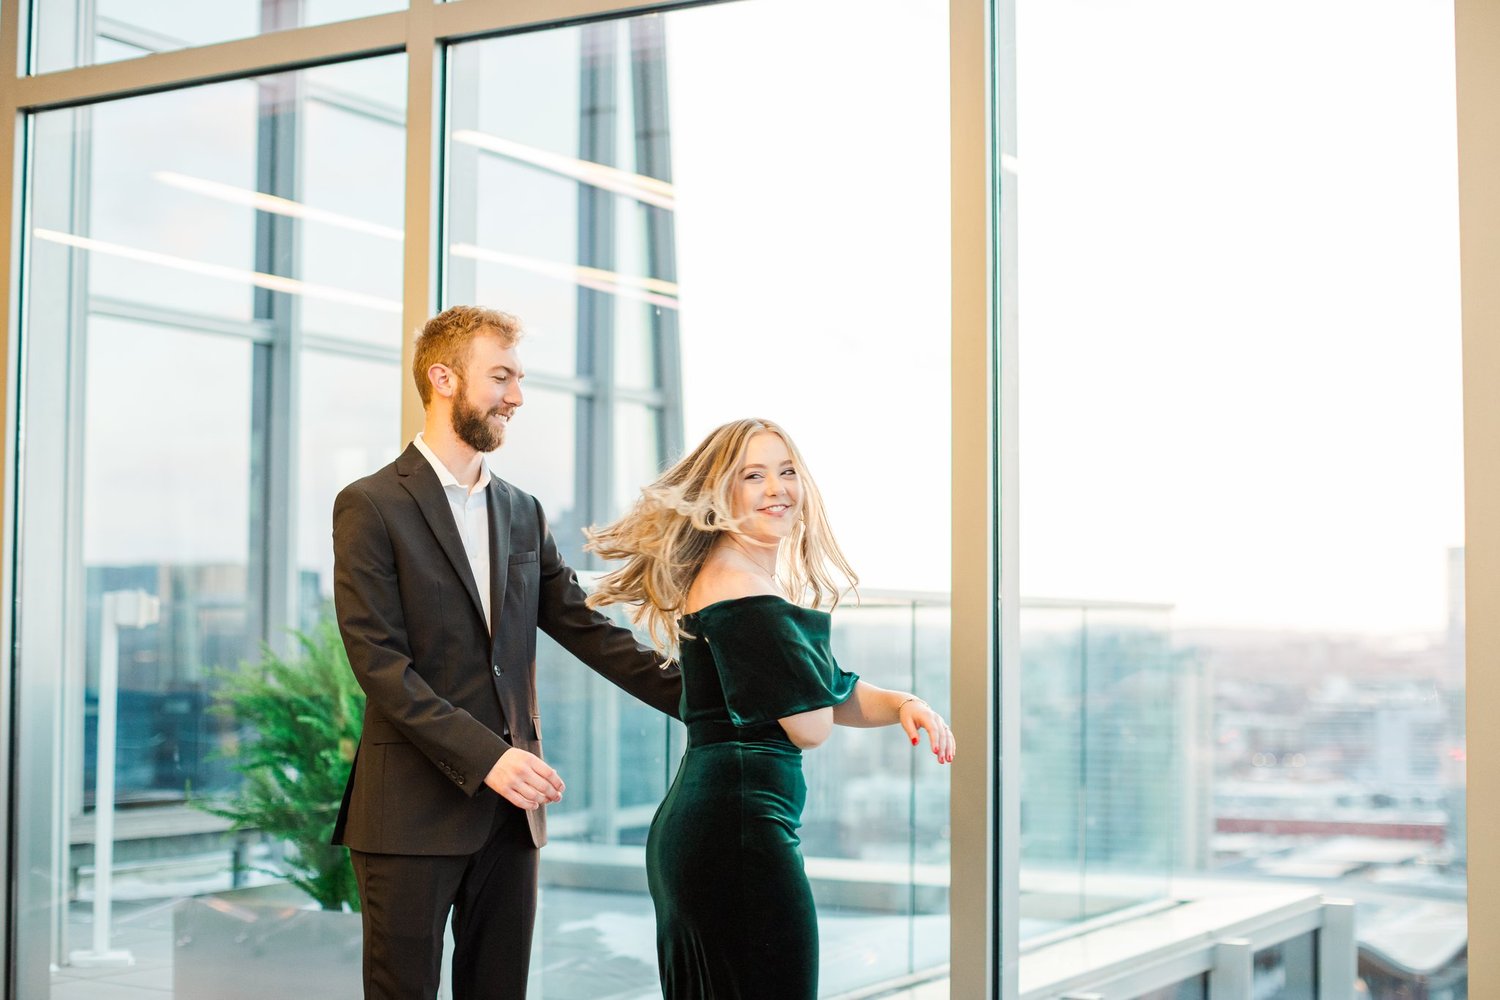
top-left (484, 747), bottom-right (565, 810)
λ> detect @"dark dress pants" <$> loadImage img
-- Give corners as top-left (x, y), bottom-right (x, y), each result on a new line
top-left (350, 798), bottom-right (539, 1000)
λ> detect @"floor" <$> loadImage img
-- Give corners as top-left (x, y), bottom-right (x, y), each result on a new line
top-left (49, 886), bottom-right (950, 999)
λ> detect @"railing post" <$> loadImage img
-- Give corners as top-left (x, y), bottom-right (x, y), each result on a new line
top-left (1318, 899), bottom-right (1358, 999)
top-left (1209, 938), bottom-right (1253, 1000)
top-left (69, 589), bottom-right (159, 968)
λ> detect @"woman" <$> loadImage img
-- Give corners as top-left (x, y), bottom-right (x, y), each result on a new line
top-left (586, 418), bottom-right (955, 999)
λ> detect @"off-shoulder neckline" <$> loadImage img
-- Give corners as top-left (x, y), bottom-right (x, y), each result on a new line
top-left (680, 593), bottom-right (831, 619)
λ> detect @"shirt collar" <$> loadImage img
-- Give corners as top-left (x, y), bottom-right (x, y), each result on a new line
top-left (413, 432), bottom-right (491, 494)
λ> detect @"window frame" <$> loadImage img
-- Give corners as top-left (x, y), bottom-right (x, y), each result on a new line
top-left (0, 0), bottom-right (993, 995)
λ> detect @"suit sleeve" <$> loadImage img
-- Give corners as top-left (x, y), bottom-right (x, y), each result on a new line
top-left (532, 498), bottom-right (684, 719)
top-left (333, 484), bottom-right (508, 795)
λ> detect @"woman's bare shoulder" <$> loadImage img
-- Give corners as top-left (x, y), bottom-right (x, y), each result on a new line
top-left (684, 557), bottom-right (777, 615)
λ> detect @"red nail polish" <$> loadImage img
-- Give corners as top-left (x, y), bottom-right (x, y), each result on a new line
top-left (911, 737), bottom-right (918, 745)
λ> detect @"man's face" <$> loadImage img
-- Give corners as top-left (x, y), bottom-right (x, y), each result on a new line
top-left (451, 333), bottom-right (524, 453)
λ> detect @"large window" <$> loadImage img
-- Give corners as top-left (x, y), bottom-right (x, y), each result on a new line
top-left (1013, 0), bottom-right (1466, 995)
top-left (444, 4), bottom-right (952, 995)
top-left (6, 1), bottom-right (1482, 998)
top-left (9, 2), bottom-right (953, 998)
top-left (15, 52), bottom-right (405, 999)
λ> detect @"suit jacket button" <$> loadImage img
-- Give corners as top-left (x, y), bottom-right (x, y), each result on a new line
top-left (493, 664), bottom-right (502, 676)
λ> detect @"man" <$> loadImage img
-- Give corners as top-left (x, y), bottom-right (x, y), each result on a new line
top-left (330, 305), bottom-right (681, 999)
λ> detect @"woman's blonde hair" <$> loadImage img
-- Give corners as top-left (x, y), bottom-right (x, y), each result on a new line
top-left (584, 418), bottom-right (857, 659)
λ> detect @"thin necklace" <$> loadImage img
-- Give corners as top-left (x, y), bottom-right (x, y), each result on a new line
top-left (726, 537), bottom-right (779, 589)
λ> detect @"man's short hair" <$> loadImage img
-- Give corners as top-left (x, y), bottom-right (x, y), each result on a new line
top-left (412, 305), bottom-right (523, 406)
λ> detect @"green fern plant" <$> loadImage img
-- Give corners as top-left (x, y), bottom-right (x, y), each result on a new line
top-left (197, 620), bottom-right (364, 912)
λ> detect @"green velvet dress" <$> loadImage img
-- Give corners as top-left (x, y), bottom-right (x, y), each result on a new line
top-left (647, 594), bottom-right (859, 999)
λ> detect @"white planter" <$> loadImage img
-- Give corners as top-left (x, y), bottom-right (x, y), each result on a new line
top-left (172, 884), bottom-right (362, 1000)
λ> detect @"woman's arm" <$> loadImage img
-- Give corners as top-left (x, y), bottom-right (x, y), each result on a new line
top-left (778, 707), bottom-right (835, 748)
top-left (832, 680), bottom-right (956, 763)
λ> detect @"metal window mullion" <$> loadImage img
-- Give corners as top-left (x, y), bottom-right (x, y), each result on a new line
top-left (627, 15), bottom-right (681, 467)
top-left (400, 0), bottom-right (441, 444)
top-left (995, 0), bottom-right (1021, 993)
top-left (430, 0), bottom-right (725, 47)
top-left (578, 20), bottom-right (620, 843)
top-left (529, 372), bottom-right (595, 396)
top-left (76, 0), bottom-right (98, 69)
top-left (300, 333), bottom-right (401, 365)
top-left (575, 19), bottom-right (617, 564)
top-left (57, 99), bottom-right (94, 965)
top-left (46, 0), bottom-right (98, 919)
top-left (25, 0), bottom-right (87, 78)
top-left (9, 102), bottom-right (90, 994)
top-left (82, 11), bottom-right (405, 128)
top-left (951, 0), bottom-right (1003, 998)
top-left (1456, 5), bottom-right (1500, 997)
top-left (612, 385), bottom-right (664, 406)
top-left (442, 42), bottom-right (479, 307)
top-left (14, 11), bottom-right (410, 113)
top-left (12, 4), bottom-right (736, 114)
top-left (93, 16), bottom-right (189, 57)
top-left (0, 30), bottom-right (16, 983)
top-left (88, 296), bottom-right (276, 344)
top-left (249, 58), bottom-right (304, 654)
top-left (257, 0), bottom-right (306, 653)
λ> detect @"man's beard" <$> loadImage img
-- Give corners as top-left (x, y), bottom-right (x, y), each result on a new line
top-left (451, 378), bottom-right (506, 453)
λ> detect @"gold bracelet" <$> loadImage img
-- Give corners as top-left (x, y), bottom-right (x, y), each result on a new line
top-left (897, 696), bottom-right (927, 713)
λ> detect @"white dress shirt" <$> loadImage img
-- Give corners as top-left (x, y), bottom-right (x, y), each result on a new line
top-left (412, 433), bottom-right (492, 632)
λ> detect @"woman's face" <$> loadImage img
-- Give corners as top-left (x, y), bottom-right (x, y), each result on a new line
top-left (729, 431), bottom-right (801, 545)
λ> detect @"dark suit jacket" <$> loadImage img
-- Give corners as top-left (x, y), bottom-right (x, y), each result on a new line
top-left (329, 443), bottom-right (681, 854)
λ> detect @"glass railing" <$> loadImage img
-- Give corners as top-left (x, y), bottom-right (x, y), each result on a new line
top-left (1019, 599), bottom-right (1183, 939)
top-left (533, 585), bottom-right (952, 998)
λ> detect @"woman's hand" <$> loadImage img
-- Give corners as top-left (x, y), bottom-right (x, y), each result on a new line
top-left (899, 699), bottom-right (955, 764)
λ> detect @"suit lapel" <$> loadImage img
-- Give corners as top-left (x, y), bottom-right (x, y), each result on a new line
top-left (396, 444), bottom-right (487, 628)
top-left (487, 477), bottom-right (513, 653)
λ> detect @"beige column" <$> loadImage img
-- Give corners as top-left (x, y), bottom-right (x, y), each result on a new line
top-left (1455, 0), bottom-right (1498, 995)
top-left (950, 0), bottom-right (1005, 995)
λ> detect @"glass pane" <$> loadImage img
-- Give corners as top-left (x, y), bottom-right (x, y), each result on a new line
top-left (31, 0), bottom-right (407, 74)
top-left (615, 298), bottom-right (662, 390)
top-left (18, 54), bottom-right (405, 999)
top-left (459, 147), bottom-right (581, 377)
top-left (445, 2), bottom-right (951, 996)
top-left (495, 384), bottom-right (583, 564)
top-left (1255, 933), bottom-right (1317, 1000)
top-left (298, 63), bottom-right (407, 349)
top-left (297, 350), bottom-right (401, 629)
top-left (84, 81), bottom-right (259, 322)
top-left (446, 21), bottom-right (678, 383)
top-left (1134, 977), bottom-right (1208, 1000)
top-left (32, 57), bottom-right (406, 350)
top-left (1014, 0), bottom-right (1465, 992)
top-left (611, 403), bottom-right (661, 517)
top-left (82, 318), bottom-right (254, 805)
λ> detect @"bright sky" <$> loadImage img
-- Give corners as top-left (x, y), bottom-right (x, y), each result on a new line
top-left (74, 0), bottom-right (1464, 637)
top-left (667, 0), bottom-right (953, 596)
top-left (1014, 0), bottom-right (1463, 633)
top-left (670, 0), bottom-right (1463, 634)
